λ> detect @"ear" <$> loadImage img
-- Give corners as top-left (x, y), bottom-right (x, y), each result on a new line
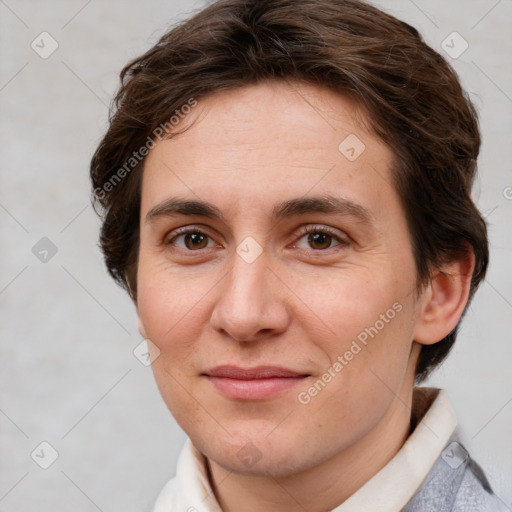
top-left (413, 248), bottom-right (475, 346)
top-left (137, 310), bottom-right (148, 339)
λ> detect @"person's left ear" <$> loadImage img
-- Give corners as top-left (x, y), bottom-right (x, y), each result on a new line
top-left (413, 248), bottom-right (475, 346)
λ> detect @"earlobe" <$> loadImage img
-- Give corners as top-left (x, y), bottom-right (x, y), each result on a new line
top-left (413, 250), bottom-right (475, 346)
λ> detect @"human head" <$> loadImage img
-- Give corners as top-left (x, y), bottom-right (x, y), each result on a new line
top-left (90, 0), bottom-right (487, 383)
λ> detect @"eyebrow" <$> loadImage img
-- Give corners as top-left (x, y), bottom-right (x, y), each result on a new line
top-left (145, 195), bottom-right (373, 225)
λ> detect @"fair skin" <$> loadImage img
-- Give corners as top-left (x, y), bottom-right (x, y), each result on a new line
top-left (136, 80), bottom-right (473, 512)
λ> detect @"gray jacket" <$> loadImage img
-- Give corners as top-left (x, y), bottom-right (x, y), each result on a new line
top-left (403, 430), bottom-right (509, 512)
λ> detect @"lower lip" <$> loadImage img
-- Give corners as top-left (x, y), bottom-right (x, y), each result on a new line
top-left (205, 376), bottom-right (309, 400)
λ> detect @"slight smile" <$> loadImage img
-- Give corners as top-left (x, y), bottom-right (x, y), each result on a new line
top-left (202, 366), bottom-right (311, 401)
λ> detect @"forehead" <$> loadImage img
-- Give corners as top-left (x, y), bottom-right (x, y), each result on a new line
top-left (141, 80), bottom-right (398, 221)
top-left (161, 80), bottom-right (377, 158)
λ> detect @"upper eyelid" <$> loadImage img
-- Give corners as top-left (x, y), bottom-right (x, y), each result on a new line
top-left (298, 224), bottom-right (348, 239)
top-left (165, 224), bottom-right (218, 242)
top-left (164, 226), bottom-right (214, 247)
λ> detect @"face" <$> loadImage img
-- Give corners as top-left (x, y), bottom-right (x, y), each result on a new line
top-left (137, 80), bottom-right (423, 477)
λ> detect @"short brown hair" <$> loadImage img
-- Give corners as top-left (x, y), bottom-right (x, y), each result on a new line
top-left (90, 0), bottom-right (488, 383)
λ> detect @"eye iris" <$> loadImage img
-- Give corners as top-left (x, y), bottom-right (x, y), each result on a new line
top-left (308, 232), bottom-right (331, 250)
top-left (185, 232), bottom-right (208, 250)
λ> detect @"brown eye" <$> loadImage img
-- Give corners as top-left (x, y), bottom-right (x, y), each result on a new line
top-left (183, 232), bottom-right (209, 250)
top-left (166, 228), bottom-right (215, 251)
top-left (294, 225), bottom-right (349, 252)
top-left (307, 232), bottom-right (333, 250)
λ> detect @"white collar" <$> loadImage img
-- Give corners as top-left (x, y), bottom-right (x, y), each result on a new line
top-left (153, 387), bottom-right (457, 512)
top-left (331, 387), bottom-right (457, 511)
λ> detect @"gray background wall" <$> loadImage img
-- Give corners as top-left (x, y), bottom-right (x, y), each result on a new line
top-left (1, 0), bottom-right (511, 510)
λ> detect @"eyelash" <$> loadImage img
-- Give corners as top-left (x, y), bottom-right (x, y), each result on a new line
top-left (164, 224), bottom-right (349, 255)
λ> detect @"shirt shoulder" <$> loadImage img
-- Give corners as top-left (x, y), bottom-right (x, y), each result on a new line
top-left (402, 439), bottom-right (508, 512)
top-left (452, 458), bottom-right (509, 512)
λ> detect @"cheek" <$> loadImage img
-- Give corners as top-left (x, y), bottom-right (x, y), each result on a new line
top-left (136, 259), bottom-right (208, 361)
top-left (136, 266), bottom-right (210, 424)
top-left (302, 269), bottom-right (405, 342)
top-left (297, 299), bottom-right (415, 442)
top-left (304, 267), bottom-right (416, 388)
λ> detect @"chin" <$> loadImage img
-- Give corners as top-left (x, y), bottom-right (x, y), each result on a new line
top-left (195, 429), bottom-right (315, 477)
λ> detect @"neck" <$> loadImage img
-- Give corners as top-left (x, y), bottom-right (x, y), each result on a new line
top-left (206, 383), bottom-right (415, 512)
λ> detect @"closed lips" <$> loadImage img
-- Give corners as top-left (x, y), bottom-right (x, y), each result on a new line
top-left (203, 366), bottom-right (310, 379)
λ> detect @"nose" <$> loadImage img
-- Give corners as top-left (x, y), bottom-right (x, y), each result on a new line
top-left (210, 249), bottom-right (291, 343)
